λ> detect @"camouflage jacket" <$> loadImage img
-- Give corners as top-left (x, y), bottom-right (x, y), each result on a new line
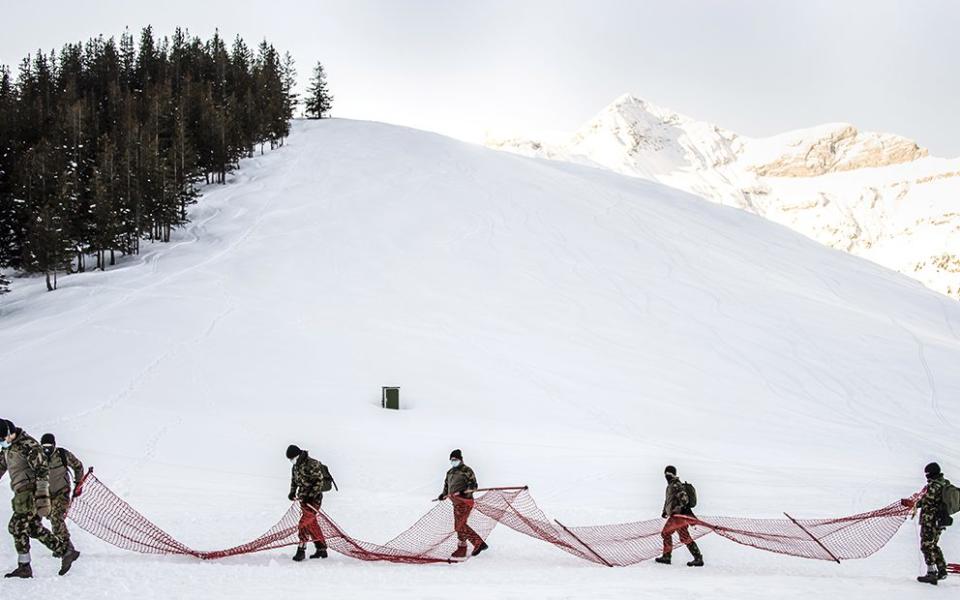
top-left (663, 477), bottom-right (693, 517)
top-left (0, 429), bottom-right (49, 495)
top-left (45, 447), bottom-right (84, 497)
top-left (289, 452), bottom-right (328, 503)
top-left (919, 475), bottom-right (948, 522)
top-left (442, 464), bottom-right (478, 499)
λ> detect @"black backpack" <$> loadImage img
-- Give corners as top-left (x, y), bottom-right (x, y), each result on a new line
top-left (319, 462), bottom-right (338, 492)
top-left (940, 480), bottom-right (959, 527)
top-left (683, 482), bottom-right (698, 509)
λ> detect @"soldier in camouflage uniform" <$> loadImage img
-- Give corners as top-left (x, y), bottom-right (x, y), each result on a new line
top-left (437, 449), bottom-right (488, 560)
top-left (40, 433), bottom-right (84, 555)
top-left (655, 465), bottom-right (704, 567)
top-left (0, 419), bottom-right (80, 578)
top-left (908, 462), bottom-right (950, 585)
top-left (286, 444), bottom-right (329, 562)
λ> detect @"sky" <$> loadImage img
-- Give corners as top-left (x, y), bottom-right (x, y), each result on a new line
top-left (1, 0), bottom-right (957, 156)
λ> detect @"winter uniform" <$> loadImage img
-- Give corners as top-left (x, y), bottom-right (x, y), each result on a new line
top-left (287, 445), bottom-right (329, 559)
top-left (916, 463), bottom-right (949, 583)
top-left (657, 466), bottom-right (703, 566)
top-left (41, 434), bottom-right (84, 552)
top-left (0, 420), bottom-right (78, 578)
top-left (438, 449), bottom-right (487, 558)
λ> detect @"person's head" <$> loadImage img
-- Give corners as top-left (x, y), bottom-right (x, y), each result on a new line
top-left (0, 420), bottom-right (16, 449)
top-left (286, 444), bottom-right (303, 464)
top-left (925, 462), bottom-right (942, 480)
top-left (40, 433), bottom-right (56, 458)
top-left (449, 449), bottom-right (463, 468)
top-left (664, 465), bottom-right (677, 482)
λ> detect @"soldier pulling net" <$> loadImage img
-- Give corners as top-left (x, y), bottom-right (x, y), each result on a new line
top-left (65, 471), bottom-right (955, 569)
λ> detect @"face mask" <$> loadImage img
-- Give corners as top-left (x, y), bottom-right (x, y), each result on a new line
top-left (290, 457), bottom-right (297, 464)
top-left (0, 441), bottom-right (9, 449)
top-left (43, 446), bottom-right (55, 458)
top-left (450, 459), bottom-right (461, 468)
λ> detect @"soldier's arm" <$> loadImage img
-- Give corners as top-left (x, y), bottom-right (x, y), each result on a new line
top-left (27, 443), bottom-right (50, 485)
top-left (440, 473), bottom-right (449, 498)
top-left (301, 461), bottom-right (319, 489)
top-left (66, 449), bottom-right (85, 483)
top-left (465, 467), bottom-right (478, 492)
top-left (673, 481), bottom-right (689, 510)
top-left (918, 482), bottom-right (942, 511)
top-left (289, 469), bottom-right (299, 498)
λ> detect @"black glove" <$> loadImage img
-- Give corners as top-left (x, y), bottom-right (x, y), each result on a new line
top-left (437, 493), bottom-right (447, 501)
top-left (288, 492), bottom-right (296, 502)
top-left (661, 512), bottom-right (667, 519)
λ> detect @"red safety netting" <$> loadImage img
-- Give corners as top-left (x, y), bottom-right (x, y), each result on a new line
top-left (67, 472), bottom-right (952, 569)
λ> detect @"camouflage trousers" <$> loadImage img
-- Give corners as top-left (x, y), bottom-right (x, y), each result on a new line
top-left (661, 515), bottom-right (702, 560)
top-left (46, 493), bottom-right (74, 551)
top-left (920, 523), bottom-right (946, 571)
top-left (8, 492), bottom-right (67, 557)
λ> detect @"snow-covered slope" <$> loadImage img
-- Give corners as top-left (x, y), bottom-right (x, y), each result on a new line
top-left (1, 120), bottom-right (959, 598)
top-left (488, 94), bottom-right (960, 298)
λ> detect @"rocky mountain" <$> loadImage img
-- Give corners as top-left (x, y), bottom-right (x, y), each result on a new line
top-left (488, 94), bottom-right (960, 298)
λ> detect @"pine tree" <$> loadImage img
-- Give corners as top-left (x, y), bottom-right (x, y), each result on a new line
top-left (304, 62), bottom-right (332, 119)
top-left (0, 27), bottom-right (315, 292)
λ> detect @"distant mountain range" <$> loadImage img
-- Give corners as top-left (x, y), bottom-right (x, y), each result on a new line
top-left (488, 94), bottom-right (960, 298)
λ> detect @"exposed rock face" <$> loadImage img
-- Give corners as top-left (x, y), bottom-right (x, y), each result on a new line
top-left (746, 124), bottom-right (928, 177)
top-left (487, 95), bottom-right (960, 299)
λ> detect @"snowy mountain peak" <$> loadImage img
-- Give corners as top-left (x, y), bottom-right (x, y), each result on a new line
top-left (487, 95), bottom-right (959, 298)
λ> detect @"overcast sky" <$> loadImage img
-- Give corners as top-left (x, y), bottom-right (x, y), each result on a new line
top-left (1, 0), bottom-right (957, 156)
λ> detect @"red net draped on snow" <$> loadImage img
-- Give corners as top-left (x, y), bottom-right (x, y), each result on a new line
top-left (67, 473), bottom-right (945, 568)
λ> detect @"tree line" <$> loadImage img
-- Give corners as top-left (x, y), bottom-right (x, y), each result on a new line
top-left (0, 27), bottom-right (331, 294)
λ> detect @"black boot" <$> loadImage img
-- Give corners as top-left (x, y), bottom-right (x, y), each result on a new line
top-left (310, 543), bottom-right (328, 559)
top-left (687, 557), bottom-right (704, 567)
top-left (4, 563), bottom-right (32, 579)
top-left (655, 555), bottom-right (672, 565)
top-left (939, 569), bottom-right (949, 581)
top-left (292, 547), bottom-right (306, 562)
top-left (918, 570), bottom-right (939, 585)
top-left (471, 542), bottom-right (489, 557)
top-left (59, 549), bottom-right (80, 576)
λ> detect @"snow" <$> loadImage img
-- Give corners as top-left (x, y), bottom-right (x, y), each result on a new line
top-left (488, 94), bottom-right (960, 299)
top-left (1, 119), bottom-right (959, 598)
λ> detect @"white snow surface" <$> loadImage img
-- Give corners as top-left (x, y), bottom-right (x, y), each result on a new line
top-left (1, 119), bottom-right (959, 598)
top-left (488, 94), bottom-right (960, 299)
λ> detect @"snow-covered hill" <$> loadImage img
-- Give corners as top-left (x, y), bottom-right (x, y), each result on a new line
top-left (488, 94), bottom-right (960, 298)
top-left (1, 120), bottom-right (958, 598)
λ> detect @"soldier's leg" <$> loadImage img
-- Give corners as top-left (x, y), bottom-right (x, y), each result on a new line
top-left (452, 500), bottom-right (469, 545)
top-left (920, 525), bottom-right (946, 571)
top-left (8, 512), bottom-right (32, 561)
top-left (451, 499), bottom-right (486, 546)
top-left (49, 494), bottom-right (72, 551)
top-left (678, 525), bottom-right (702, 560)
top-left (25, 515), bottom-right (66, 557)
top-left (660, 517), bottom-right (676, 558)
